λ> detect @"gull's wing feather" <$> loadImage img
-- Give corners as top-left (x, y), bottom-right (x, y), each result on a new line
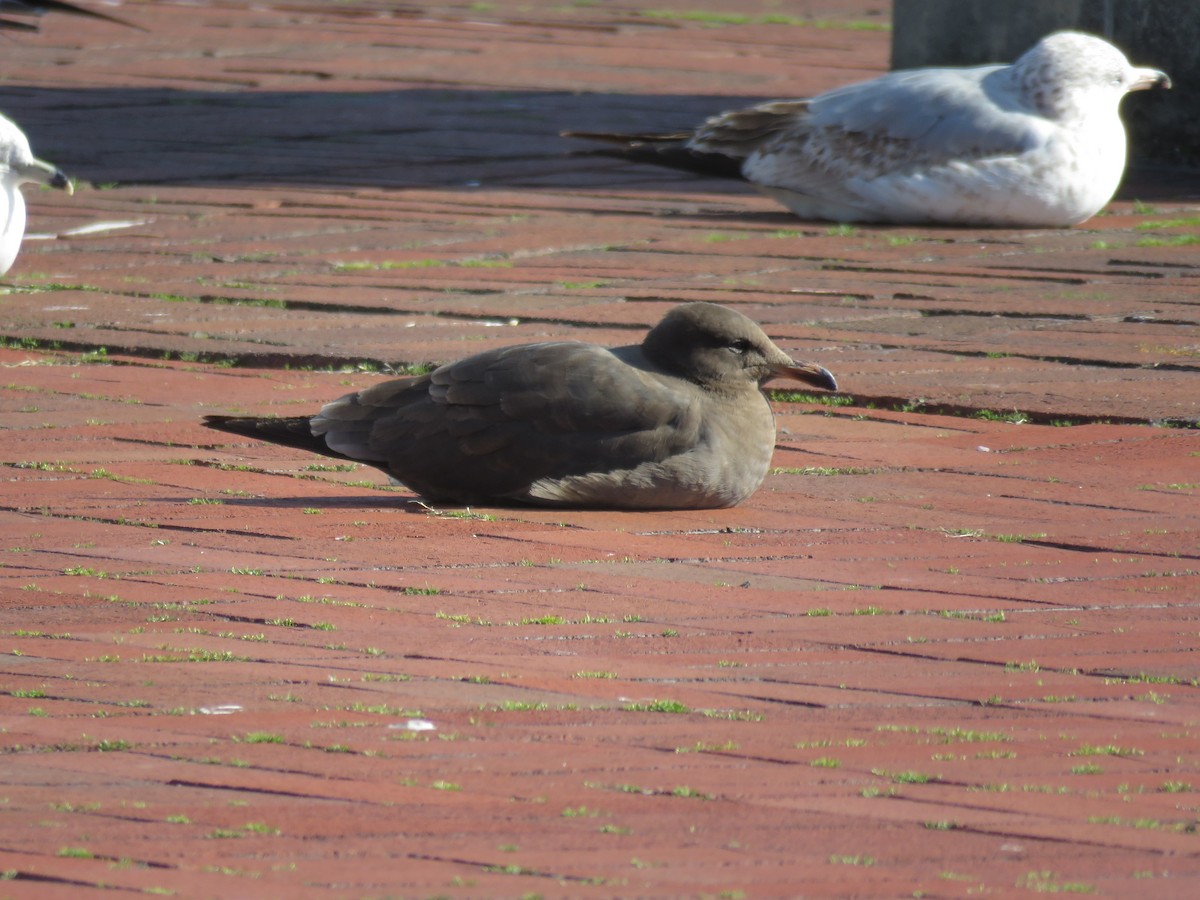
top-left (315, 342), bottom-right (701, 502)
top-left (695, 66), bottom-right (1048, 179)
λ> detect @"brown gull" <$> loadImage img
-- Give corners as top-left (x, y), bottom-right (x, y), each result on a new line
top-left (203, 303), bottom-right (838, 510)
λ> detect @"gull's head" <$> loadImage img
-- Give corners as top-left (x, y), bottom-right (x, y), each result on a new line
top-left (643, 302), bottom-right (837, 394)
top-left (1014, 31), bottom-right (1170, 122)
top-left (0, 114), bottom-right (73, 195)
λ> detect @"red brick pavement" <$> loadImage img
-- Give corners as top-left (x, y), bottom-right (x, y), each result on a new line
top-left (1, 3), bottom-right (1198, 896)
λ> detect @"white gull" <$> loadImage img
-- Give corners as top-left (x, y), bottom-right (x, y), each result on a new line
top-left (566, 32), bottom-right (1170, 227)
top-left (0, 111), bottom-right (72, 276)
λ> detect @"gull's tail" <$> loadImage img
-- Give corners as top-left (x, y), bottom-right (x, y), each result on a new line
top-left (0, 1), bottom-right (149, 32)
top-left (203, 414), bottom-right (350, 462)
top-left (560, 130), bottom-right (746, 180)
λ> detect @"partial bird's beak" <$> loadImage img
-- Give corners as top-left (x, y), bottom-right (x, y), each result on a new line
top-left (773, 360), bottom-right (838, 392)
top-left (1130, 68), bottom-right (1171, 91)
top-left (20, 158), bottom-right (74, 195)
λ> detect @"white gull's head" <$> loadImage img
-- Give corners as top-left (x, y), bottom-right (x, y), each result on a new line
top-left (0, 112), bottom-right (72, 277)
top-left (1013, 31), bottom-right (1170, 123)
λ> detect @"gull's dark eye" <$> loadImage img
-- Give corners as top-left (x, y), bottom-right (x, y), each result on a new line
top-left (727, 338), bottom-right (752, 355)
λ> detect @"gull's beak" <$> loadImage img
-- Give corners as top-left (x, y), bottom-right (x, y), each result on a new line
top-left (1130, 68), bottom-right (1171, 92)
top-left (20, 158), bottom-right (74, 195)
top-left (772, 360), bottom-right (838, 392)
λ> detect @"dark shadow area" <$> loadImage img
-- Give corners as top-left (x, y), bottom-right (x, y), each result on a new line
top-left (196, 494), bottom-right (426, 510)
top-left (209, 493), bottom-right (622, 515)
top-left (2, 85), bottom-right (761, 191)
top-left (4, 84), bottom-right (1196, 202)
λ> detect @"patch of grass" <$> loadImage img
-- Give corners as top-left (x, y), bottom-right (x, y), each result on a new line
top-left (237, 732), bottom-right (285, 744)
top-left (860, 786), bottom-right (897, 798)
top-left (974, 408), bottom-right (1028, 424)
top-left (990, 532), bottom-right (1046, 543)
top-left (638, 9), bottom-right (887, 30)
top-left (1017, 871), bottom-right (1095, 893)
top-left (623, 699), bottom-right (689, 714)
top-left (344, 702), bottom-right (421, 716)
top-left (561, 805), bottom-right (599, 818)
top-left (91, 738), bottom-right (132, 752)
top-left (770, 465), bottom-right (878, 476)
top-left (768, 390), bottom-right (853, 406)
top-left (1135, 234), bottom-right (1200, 247)
top-left (1134, 216), bottom-right (1200, 230)
top-left (334, 258), bottom-right (445, 272)
top-left (63, 565), bottom-right (107, 577)
top-left (1005, 660), bottom-right (1041, 673)
top-left (873, 768), bottom-right (934, 784)
top-left (492, 701), bottom-right (548, 712)
top-left (677, 740), bottom-right (738, 754)
top-left (700, 708), bottom-right (763, 722)
top-left (829, 854), bottom-right (874, 866)
top-left (1069, 744), bottom-right (1144, 758)
top-left (458, 258), bottom-right (512, 268)
top-left (416, 503), bottom-right (496, 521)
top-left (141, 648), bottom-right (248, 663)
top-left (334, 256), bottom-right (510, 272)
